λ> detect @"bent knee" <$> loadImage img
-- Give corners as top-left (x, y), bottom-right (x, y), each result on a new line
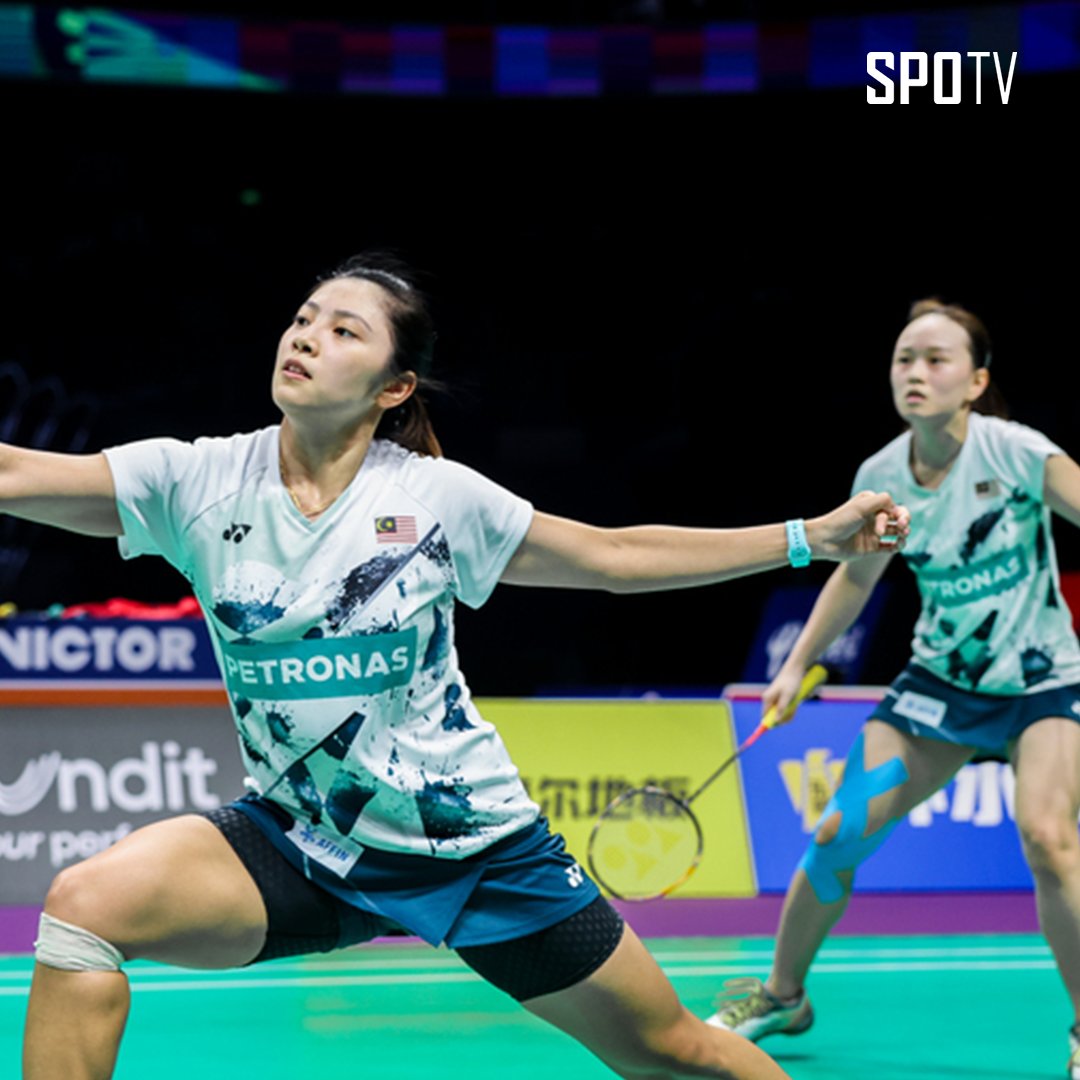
top-left (44, 860), bottom-right (117, 931)
top-left (42, 851), bottom-right (159, 945)
top-left (1018, 817), bottom-right (1080, 875)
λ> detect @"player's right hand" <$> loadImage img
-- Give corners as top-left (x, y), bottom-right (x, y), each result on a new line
top-left (762, 664), bottom-right (808, 727)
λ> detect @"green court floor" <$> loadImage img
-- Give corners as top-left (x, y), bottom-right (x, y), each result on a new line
top-left (1, 934), bottom-right (1069, 1079)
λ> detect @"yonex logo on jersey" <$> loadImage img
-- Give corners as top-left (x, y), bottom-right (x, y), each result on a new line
top-left (222, 523), bottom-right (252, 543)
top-left (218, 628), bottom-right (417, 701)
top-left (918, 545), bottom-right (1028, 608)
top-left (974, 479), bottom-right (1001, 498)
top-left (565, 863), bottom-right (585, 888)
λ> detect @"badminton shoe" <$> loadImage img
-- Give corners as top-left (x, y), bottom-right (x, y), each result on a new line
top-left (1069, 1024), bottom-right (1080, 1079)
top-left (705, 977), bottom-right (814, 1042)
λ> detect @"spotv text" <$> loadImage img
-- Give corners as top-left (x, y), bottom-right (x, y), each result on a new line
top-left (867, 51), bottom-right (1017, 104)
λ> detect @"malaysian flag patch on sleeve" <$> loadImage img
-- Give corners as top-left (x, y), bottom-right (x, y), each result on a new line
top-left (375, 515), bottom-right (418, 543)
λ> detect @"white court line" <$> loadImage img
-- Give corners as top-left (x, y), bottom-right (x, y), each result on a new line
top-left (0, 973), bottom-right (482, 995)
top-left (666, 960), bottom-right (1057, 976)
top-left (127, 943), bottom-right (1054, 978)
top-left (651, 945), bottom-right (1053, 962)
top-left (2, 944), bottom-right (1050, 979)
top-left (0, 957), bottom-right (1058, 996)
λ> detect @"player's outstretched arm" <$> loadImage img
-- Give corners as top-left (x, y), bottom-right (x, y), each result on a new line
top-left (501, 490), bottom-right (908, 592)
top-left (763, 552), bottom-right (892, 722)
top-left (0, 444), bottom-right (121, 537)
top-left (1047, 454), bottom-right (1080, 531)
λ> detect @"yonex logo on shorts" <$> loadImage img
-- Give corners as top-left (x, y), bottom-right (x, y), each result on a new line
top-left (565, 863), bottom-right (584, 888)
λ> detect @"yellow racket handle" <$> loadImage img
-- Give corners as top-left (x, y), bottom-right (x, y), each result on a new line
top-left (762, 663), bottom-right (828, 729)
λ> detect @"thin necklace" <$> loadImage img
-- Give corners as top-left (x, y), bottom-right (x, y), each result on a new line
top-left (279, 451), bottom-right (338, 518)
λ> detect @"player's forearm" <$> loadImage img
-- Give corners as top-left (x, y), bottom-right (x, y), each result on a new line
top-left (600, 523), bottom-right (794, 593)
top-left (1046, 455), bottom-right (1080, 531)
top-left (782, 564), bottom-right (877, 670)
top-left (0, 444), bottom-right (122, 536)
top-left (502, 506), bottom-right (886, 592)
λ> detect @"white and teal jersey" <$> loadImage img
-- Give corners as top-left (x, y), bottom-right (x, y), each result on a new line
top-left (853, 413), bottom-right (1080, 695)
top-left (104, 428), bottom-right (539, 861)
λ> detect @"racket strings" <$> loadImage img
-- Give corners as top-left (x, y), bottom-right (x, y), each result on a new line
top-left (588, 787), bottom-right (703, 900)
top-left (588, 667), bottom-right (829, 901)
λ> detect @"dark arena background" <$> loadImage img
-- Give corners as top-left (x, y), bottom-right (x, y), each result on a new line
top-left (2, 0), bottom-right (1076, 694)
top-left (2, 5), bottom-right (1080, 1078)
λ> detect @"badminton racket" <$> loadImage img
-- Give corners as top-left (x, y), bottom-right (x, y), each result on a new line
top-left (585, 664), bottom-right (828, 901)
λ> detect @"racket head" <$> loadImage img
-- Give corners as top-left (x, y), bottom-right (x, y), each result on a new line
top-left (586, 785), bottom-right (704, 901)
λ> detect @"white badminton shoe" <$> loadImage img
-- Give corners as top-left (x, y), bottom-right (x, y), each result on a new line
top-left (705, 977), bottom-right (814, 1042)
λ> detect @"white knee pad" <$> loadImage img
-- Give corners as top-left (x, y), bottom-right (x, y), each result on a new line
top-left (34, 913), bottom-right (126, 972)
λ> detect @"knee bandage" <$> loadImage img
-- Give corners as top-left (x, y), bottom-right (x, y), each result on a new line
top-left (799, 731), bottom-right (909, 904)
top-left (34, 913), bottom-right (126, 972)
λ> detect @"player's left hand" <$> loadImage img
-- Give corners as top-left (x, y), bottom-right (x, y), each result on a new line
top-left (808, 490), bottom-right (910, 561)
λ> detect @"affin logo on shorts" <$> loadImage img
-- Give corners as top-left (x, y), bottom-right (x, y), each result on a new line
top-left (867, 52), bottom-right (1016, 104)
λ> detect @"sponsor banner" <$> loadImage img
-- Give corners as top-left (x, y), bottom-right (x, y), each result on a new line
top-left (0, 705), bottom-right (247, 905)
top-left (2, 691), bottom-right (1037, 912)
top-left (0, 618), bottom-right (220, 683)
top-left (741, 585), bottom-right (889, 684)
top-left (731, 697), bottom-right (1032, 892)
top-left (482, 698), bottom-right (755, 898)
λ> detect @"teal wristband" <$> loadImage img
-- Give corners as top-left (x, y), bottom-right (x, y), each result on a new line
top-left (785, 518), bottom-right (812, 568)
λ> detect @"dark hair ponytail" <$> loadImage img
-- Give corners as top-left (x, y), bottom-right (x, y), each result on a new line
top-left (318, 251), bottom-right (443, 457)
top-left (378, 392), bottom-right (442, 458)
top-left (906, 297), bottom-right (1009, 419)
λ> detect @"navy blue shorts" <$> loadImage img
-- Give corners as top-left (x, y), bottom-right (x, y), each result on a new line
top-left (204, 800), bottom-right (625, 1001)
top-left (870, 663), bottom-right (1080, 758)
top-left (229, 794), bottom-right (602, 948)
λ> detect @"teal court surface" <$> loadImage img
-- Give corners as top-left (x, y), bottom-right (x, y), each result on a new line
top-left (0, 933), bottom-right (1070, 1079)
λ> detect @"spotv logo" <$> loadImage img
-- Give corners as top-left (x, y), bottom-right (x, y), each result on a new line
top-left (867, 51), bottom-right (1017, 104)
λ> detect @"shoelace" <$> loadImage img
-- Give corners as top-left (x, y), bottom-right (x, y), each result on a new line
top-left (712, 977), bottom-right (776, 1025)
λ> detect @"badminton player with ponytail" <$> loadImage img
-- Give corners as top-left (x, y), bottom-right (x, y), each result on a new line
top-left (708, 299), bottom-right (1080, 1079)
top-left (6, 251), bottom-right (907, 1080)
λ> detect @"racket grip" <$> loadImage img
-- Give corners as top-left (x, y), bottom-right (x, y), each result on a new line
top-left (761, 663), bottom-right (828, 730)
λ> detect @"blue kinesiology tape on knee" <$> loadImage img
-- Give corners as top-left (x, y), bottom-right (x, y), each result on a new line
top-left (799, 731), bottom-right (909, 904)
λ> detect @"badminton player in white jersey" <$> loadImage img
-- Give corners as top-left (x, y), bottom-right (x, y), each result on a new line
top-left (707, 298), bottom-right (1080, 1078)
top-left (6, 252), bottom-right (907, 1080)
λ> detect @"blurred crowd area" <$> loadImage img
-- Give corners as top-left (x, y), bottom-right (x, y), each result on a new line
top-left (0, 4), bottom-right (1075, 693)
